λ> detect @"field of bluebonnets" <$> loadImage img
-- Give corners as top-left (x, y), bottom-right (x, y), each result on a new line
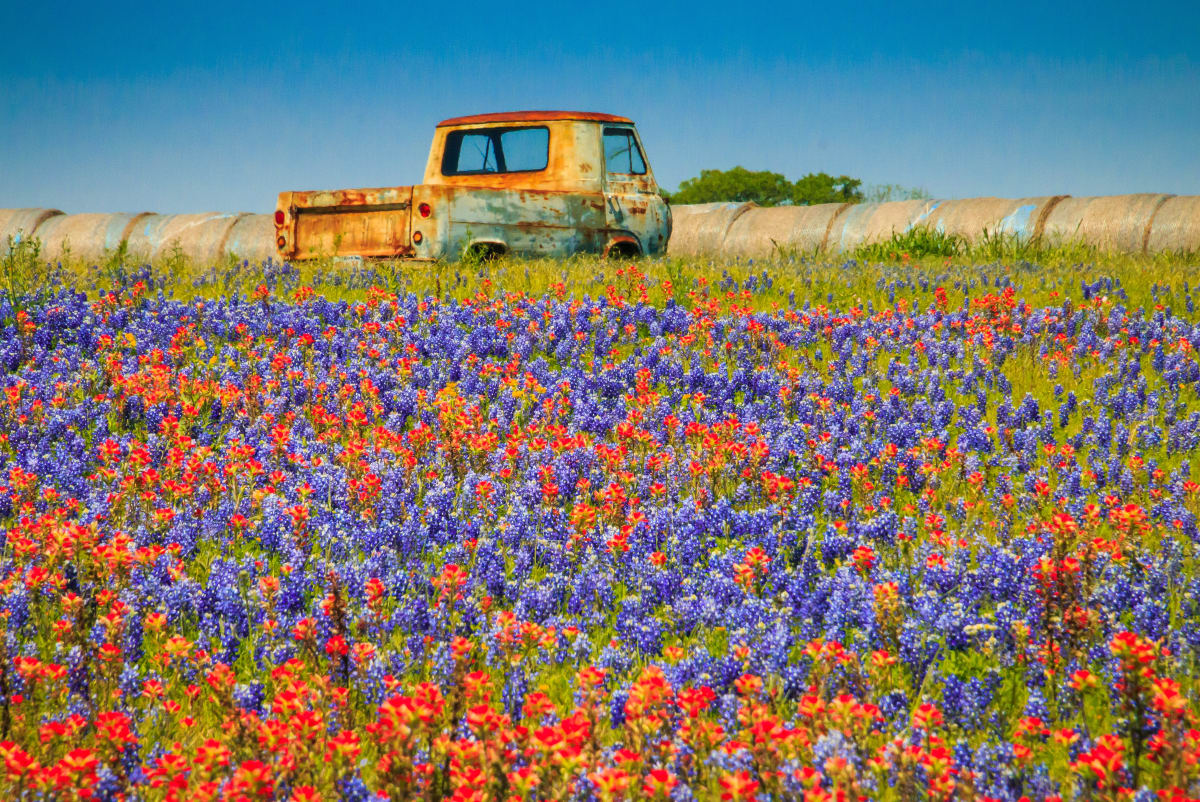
top-left (3, 243), bottom-right (1200, 802)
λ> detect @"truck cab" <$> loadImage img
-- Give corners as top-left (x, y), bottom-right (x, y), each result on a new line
top-left (274, 111), bottom-right (670, 262)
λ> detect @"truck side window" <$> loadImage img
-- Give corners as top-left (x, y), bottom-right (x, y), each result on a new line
top-left (603, 127), bottom-right (646, 175)
top-left (442, 127), bottom-right (549, 175)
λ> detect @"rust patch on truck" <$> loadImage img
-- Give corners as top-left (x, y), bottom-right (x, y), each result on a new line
top-left (437, 110), bottom-right (633, 126)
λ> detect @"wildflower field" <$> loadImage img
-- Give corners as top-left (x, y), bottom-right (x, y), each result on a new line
top-left (4, 251), bottom-right (1200, 801)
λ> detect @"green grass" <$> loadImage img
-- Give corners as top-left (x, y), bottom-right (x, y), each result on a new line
top-left (852, 224), bottom-right (1199, 271)
top-left (22, 233), bottom-right (1200, 320)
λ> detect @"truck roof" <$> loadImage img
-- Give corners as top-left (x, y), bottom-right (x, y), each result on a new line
top-left (436, 110), bottom-right (634, 127)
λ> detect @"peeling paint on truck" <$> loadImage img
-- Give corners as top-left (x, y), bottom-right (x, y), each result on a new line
top-left (274, 112), bottom-right (671, 262)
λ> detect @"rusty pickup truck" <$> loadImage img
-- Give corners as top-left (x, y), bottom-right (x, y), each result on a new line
top-left (273, 111), bottom-right (671, 262)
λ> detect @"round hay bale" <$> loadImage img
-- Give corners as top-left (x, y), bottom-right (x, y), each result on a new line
top-left (922, 197), bottom-right (1063, 241)
top-left (33, 212), bottom-right (153, 263)
top-left (722, 204), bottom-right (847, 257)
top-left (826, 203), bottom-right (878, 252)
top-left (1043, 194), bottom-right (1174, 252)
top-left (860, 199), bottom-right (939, 244)
top-left (665, 202), bottom-right (755, 256)
top-left (0, 208), bottom-right (64, 252)
top-left (147, 213), bottom-right (244, 264)
top-left (223, 214), bottom-right (277, 263)
top-left (1145, 196), bottom-right (1200, 253)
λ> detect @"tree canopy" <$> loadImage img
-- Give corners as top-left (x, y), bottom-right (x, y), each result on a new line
top-left (667, 167), bottom-right (865, 206)
top-left (790, 173), bottom-right (864, 205)
top-left (668, 167), bottom-right (793, 206)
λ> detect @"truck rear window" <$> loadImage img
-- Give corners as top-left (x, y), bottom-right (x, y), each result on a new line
top-left (442, 126), bottom-right (549, 175)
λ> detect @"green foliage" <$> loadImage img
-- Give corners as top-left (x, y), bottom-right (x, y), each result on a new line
top-left (669, 167), bottom-right (794, 206)
top-left (1, 233), bottom-right (54, 324)
top-left (161, 240), bottom-right (189, 287)
top-left (969, 228), bottom-right (1104, 265)
top-left (790, 172), bottom-right (864, 205)
top-left (853, 225), bottom-right (967, 261)
top-left (38, 236), bottom-right (1200, 316)
top-left (669, 167), bottom-right (866, 207)
top-left (848, 224), bottom-right (1197, 268)
top-left (99, 239), bottom-right (132, 286)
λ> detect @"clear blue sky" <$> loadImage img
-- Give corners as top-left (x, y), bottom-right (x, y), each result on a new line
top-left (3, 0), bottom-right (1198, 213)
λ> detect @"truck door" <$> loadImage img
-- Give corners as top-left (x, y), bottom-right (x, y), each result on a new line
top-left (437, 124), bottom-right (606, 257)
top-left (601, 126), bottom-right (658, 255)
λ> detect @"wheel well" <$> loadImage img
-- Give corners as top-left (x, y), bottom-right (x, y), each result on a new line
top-left (604, 238), bottom-right (642, 259)
top-left (463, 241), bottom-right (507, 260)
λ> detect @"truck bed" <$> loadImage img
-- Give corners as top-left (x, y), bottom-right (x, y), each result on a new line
top-left (276, 187), bottom-right (415, 260)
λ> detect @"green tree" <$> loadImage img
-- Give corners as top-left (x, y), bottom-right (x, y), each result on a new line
top-left (790, 173), bottom-right (864, 205)
top-left (667, 168), bottom-right (866, 206)
top-left (669, 167), bottom-right (793, 206)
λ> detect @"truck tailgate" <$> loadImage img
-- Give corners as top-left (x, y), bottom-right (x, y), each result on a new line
top-left (277, 187), bottom-right (415, 260)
